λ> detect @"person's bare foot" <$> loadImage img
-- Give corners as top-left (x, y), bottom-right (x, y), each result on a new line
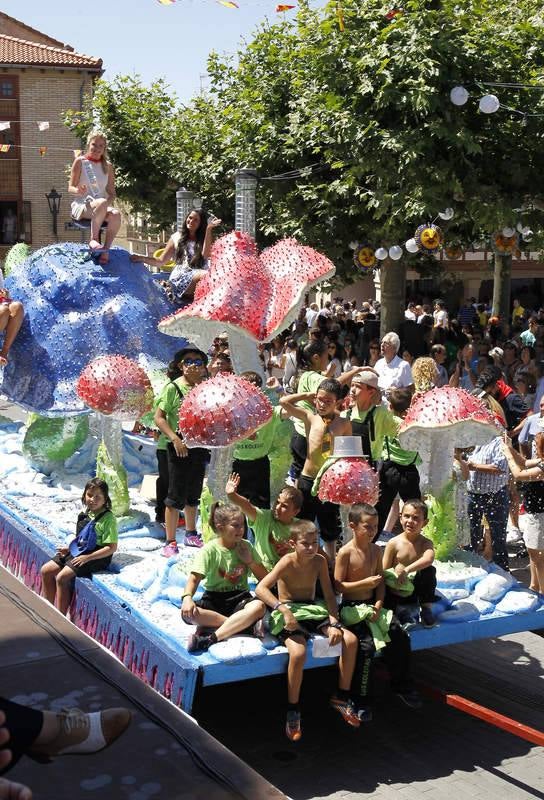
top-left (98, 250), bottom-right (110, 265)
top-left (89, 240), bottom-right (101, 251)
top-left (0, 777), bottom-right (32, 800)
top-left (0, 355), bottom-right (6, 368)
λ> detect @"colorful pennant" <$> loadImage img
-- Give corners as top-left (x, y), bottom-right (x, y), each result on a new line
top-left (0, 144), bottom-right (11, 153)
top-left (39, 146), bottom-right (47, 157)
top-left (0, 122), bottom-right (10, 131)
top-left (37, 121), bottom-right (50, 131)
top-left (217, 1), bottom-right (239, 7)
top-left (276, 4), bottom-right (295, 10)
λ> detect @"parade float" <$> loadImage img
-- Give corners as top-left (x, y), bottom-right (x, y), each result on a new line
top-left (0, 237), bottom-right (543, 713)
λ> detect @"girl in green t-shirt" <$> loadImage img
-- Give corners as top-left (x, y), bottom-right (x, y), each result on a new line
top-left (181, 503), bottom-right (268, 652)
top-left (41, 478), bottom-right (118, 615)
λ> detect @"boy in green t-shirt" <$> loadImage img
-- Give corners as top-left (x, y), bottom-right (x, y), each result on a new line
top-left (226, 472), bottom-right (303, 570)
top-left (375, 387), bottom-right (422, 536)
top-left (181, 502), bottom-right (268, 652)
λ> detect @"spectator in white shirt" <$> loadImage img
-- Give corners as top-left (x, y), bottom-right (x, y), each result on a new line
top-left (405, 302), bottom-right (417, 321)
top-left (305, 302), bottom-right (320, 328)
top-left (433, 300), bottom-right (449, 329)
top-left (374, 332), bottom-right (414, 395)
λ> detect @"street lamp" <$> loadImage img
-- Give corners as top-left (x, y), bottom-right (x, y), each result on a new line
top-left (46, 188), bottom-right (62, 239)
top-left (235, 168), bottom-right (258, 238)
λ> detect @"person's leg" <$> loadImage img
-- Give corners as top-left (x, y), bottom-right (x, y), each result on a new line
top-left (467, 492), bottom-right (485, 555)
top-left (328, 627), bottom-right (360, 727)
top-left (55, 566), bottom-right (77, 615)
top-left (188, 606), bottom-right (228, 630)
top-left (164, 506), bottom-right (179, 545)
top-left (527, 548), bottom-right (544, 593)
top-left (40, 560), bottom-right (61, 605)
top-left (285, 635), bottom-right (307, 704)
top-left (375, 463), bottom-right (401, 538)
top-left (290, 432), bottom-right (307, 482)
top-left (348, 621), bottom-right (375, 710)
top-left (184, 451), bottom-right (208, 546)
top-left (398, 464), bottom-right (422, 502)
top-left (88, 199), bottom-right (108, 249)
top-left (183, 269), bottom-right (207, 297)
top-left (382, 616), bottom-right (413, 691)
top-left (484, 487), bottom-right (510, 571)
top-left (413, 566), bottom-right (437, 606)
top-left (0, 302), bottom-right (24, 364)
top-left (383, 497), bottom-right (400, 536)
top-left (103, 209), bottom-right (121, 250)
top-left (316, 499), bottom-right (341, 566)
top-left (214, 599), bottom-right (265, 641)
top-left (155, 448), bottom-right (169, 523)
top-left (163, 444), bottom-right (187, 549)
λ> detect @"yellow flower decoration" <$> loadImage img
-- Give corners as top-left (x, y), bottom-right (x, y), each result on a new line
top-left (493, 233), bottom-right (517, 254)
top-left (415, 224), bottom-right (443, 252)
top-left (353, 244), bottom-right (377, 272)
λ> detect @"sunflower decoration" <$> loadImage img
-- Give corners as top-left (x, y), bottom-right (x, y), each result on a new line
top-left (414, 223), bottom-right (443, 252)
top-left (493, 232), bottom-right (518, 254)
top-left (353, 243), bottom-right (377, 274)
top-left (444, 244), bottom-right (463, 260)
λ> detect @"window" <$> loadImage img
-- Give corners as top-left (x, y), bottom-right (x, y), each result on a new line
top-left (1, 81), bottom-right (14, 97)
top-left (0, 201), bottom-right (18, 244)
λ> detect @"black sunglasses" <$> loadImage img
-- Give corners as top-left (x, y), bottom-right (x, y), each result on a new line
top-left (183, 358), bottom-right (205, 367)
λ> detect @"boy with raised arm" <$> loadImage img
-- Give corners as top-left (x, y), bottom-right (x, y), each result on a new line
top-left (226, 472), bottom-right (303, 570)
top-left (279, 379), bottom-right (352, 563)
top-left (335, 504), bottom-right (421, 718)
top-left (256, 521), bottom-right (359, 741)
top-left (382, 499), bottom-right (437, 628)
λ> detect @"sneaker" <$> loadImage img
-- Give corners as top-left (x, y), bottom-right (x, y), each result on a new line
top-left (355, 705), bottom-right (373, 723)
top-left (396, 687), bottom-right (423, 710)
top-left (396, 604), bottom-right (419, 630)
top-left (420, 606), bottom-right (437, 628)
top-left (161, 541), bottom-right (179, 557)
top-left (184, 532), bottom-right (203, 548)
top-left (285, 710), bottom-right (302, 741)
top-left (329, 697), bottom-right (360, 728)
top-left (186, 632), bottom-right (214, 653)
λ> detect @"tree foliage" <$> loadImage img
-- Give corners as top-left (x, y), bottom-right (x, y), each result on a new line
top-left (68, 0), bottom-right (544, 283)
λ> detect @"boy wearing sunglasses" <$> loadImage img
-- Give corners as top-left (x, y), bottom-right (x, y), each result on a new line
top-left (154, 348), bottom-right (209, 555)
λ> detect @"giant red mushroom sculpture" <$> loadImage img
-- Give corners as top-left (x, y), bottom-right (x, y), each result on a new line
top-left (76, 355), bottom-right (153, 516)
top-left (399, 386), bottom-right (500, 559)
top-left (178, 372), bottom-right (273, 499)
top-left (398, 386), bottom-right (499, 496)
top-left (158, 232), bottom-right (336, 375)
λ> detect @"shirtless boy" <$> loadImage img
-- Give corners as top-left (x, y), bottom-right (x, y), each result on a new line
top-left (382, 499), bottom-right (437, 628)
top-left (256, 521), bottom-right (359, 741)
top-left (335, 504), bottom-right (421, 717)
top-left (280, 379), bottom-right (351, 563)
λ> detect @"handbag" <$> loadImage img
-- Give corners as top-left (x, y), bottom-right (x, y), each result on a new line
top-left (69, 510), bottom-right (107, 557)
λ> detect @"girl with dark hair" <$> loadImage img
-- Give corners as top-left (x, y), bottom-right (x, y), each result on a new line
top-left (133, 210), bottom-right (221, 302)
top-left (41, 478), bottom-right (117, 614)
top-left (180, 503), bottom-right (267, 653)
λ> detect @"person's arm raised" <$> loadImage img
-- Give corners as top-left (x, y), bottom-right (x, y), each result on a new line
top-left (225, 472), bottom-right (258, 523)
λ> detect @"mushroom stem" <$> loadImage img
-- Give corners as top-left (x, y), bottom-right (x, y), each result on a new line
top-left (227, 329), bottom-right (264, 378)
top-left (340, 504), bottom-right (352, 544)
top-left (207, 444), bottom-right (235, 501)
top-left (100, 415), bottom-right (123, 466)
top-left (422, 444), bottom-right (454, 496)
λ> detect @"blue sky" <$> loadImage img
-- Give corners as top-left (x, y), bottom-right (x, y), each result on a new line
top-left (4, 0), bottom-right (285, 101)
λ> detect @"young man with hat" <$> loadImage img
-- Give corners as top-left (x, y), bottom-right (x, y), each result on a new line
top-left (342, 369), bottom-right (397, 470)
top-left (154, 347), bottom-right (209, 555)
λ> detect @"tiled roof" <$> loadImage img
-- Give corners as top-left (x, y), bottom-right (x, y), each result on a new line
top-left (0, 33), bottom-right (102, 70)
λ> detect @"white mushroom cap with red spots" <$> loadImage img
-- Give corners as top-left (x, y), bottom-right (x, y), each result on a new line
top-left (158, 231), bottom-right (336, 346)
top-left (318, 457), bottom-right (379, 506)
top-left (76, 355), bottom-right (153, 420)
top-left (178, 372), bottom-right (273, 448)
top-left (399, 386), bottom-right (499, 451)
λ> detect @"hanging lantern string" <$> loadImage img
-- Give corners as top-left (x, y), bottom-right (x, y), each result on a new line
top-left (473, 81), bottom-right (544, 118)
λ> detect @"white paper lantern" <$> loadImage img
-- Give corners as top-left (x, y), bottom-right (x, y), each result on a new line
top-left (522, 228), bottom-right (533, 241)
top-left (438, 208), bottom-right (454, 221)
top-left (450, 86), bottom-right (469, 106)
top-left (375, 247), bottom-right (388, 260)
top-left (502, 226), bottom-right (515, 238)
top-left (389, 245), bottom-right (403, 261)
top-left (349, 241), bottom-right (358, 250)
top-left (405, 238), bottom-right (419, 254)
top-left (479, 94), bottom-right (500, 114)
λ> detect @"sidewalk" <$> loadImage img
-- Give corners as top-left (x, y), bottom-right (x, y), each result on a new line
top-left (0, 565), bottom-right (286, 800)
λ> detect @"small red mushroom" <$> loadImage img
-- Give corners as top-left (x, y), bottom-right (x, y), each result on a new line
top-left (318, 458), bottom-right (379, 506)
top-left (178, 373), bottom-right (273, 498)
top-left (76, 355), bottom-right (153, 420)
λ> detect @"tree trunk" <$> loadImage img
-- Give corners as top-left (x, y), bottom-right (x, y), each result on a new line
top-left (491, 252), bottom-right (512, 333)
top-left (379, 257), bottom-right (406, 337)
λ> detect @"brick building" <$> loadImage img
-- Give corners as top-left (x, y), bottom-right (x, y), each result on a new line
top-left (0, 12), bottom-right (103, 257)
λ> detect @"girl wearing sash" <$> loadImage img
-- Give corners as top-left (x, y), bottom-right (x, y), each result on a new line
top-left (69, 132), bottom-right (121, 265)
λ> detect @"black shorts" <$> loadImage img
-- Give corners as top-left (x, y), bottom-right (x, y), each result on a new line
top-left (165, 444), bottom-right (208, 510)
top-left (298, 474), bottom-right (342, 542)
top-left (231, 455), bottom-right (270, 509)
top-left (196, 589), bottom-right (254, 618)
top-left (277, 617), bottom-right (329, 644)
top-left (51, 550), bottom-right (112, 578)
top-left (290, 432), bottom-right (308, 479)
